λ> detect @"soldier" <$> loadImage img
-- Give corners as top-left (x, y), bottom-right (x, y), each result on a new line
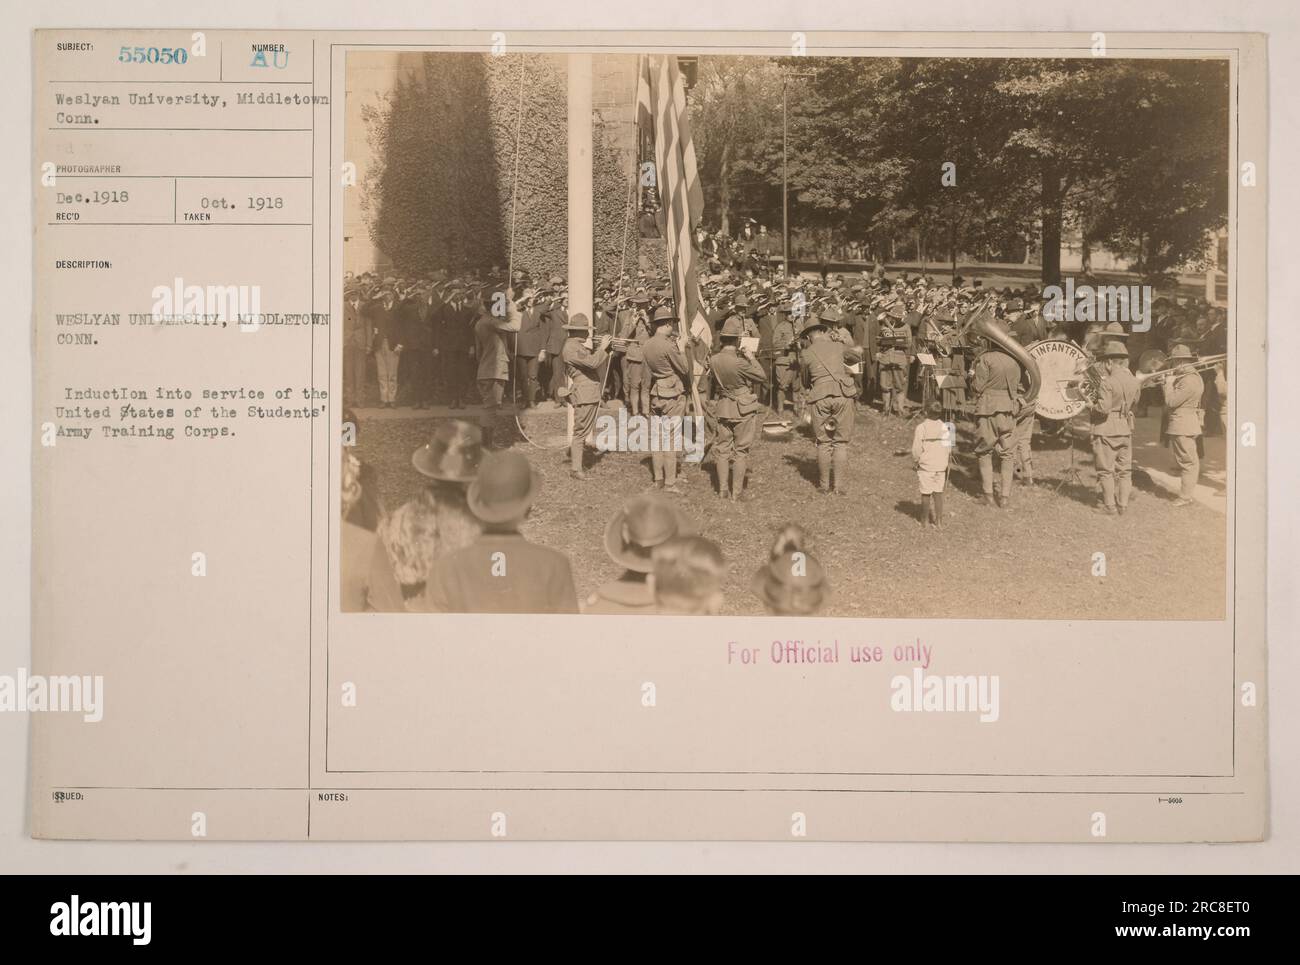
top-left (755, 295), bottom-right (779, 406)
top-left (971, 333), bottom-right (1023, 508)
top-left (1089, 339), bottom-right (1139, 516)
top-left (938, 306), bottom-right (968, 426)
top-left (1008, 316), bottom-right (1040, 488)
top-left (618, 299), bottom-right (652, 417)
top-left (1161, 343), bottom-right (1204, 507)
top-left (730, 292), bottom-right (761, 339)
top-left (641, 306), bottom-right (692, 493)
top-left (710, 316), bottom-right (768, 500)
top-left (770, 301), bottom-right (801, 417)
top-left (878, 303), bottom-right (911, 416)
top-left (560, 314), bottom-right (611, 480)
top-left (473, 286), bottom-right (521, 449)
top-left (800, 308), bottom-right (862, 495)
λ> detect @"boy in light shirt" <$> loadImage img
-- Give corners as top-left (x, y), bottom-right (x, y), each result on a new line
top-left (911, 400), bottom-right (952, 528)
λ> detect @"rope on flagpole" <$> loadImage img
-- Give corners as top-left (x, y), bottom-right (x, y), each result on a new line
top-left (504, 56), bottom-right (568, 450)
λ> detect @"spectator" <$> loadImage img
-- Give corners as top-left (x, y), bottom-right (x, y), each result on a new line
top-left (651, 536), bottom-right (726, 615)
top-left (750, 524), bottom-right (829, 616)
top-left (417, 450), bottom-right (579, 613)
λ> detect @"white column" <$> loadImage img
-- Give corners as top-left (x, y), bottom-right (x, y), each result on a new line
top-left (567, 54), bottom-right (594, 325)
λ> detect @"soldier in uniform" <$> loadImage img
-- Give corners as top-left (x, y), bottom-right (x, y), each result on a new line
top-left (878, 303), bottom-right (911, 416)
top-left (800, 308), bottom-right (862, 495)
top-left (1008, 316), bottom-right (1040, 488)
top-left (473, 286), bottom-right (521, 449)
top-left (560, 314), bottom-right (611, 480)
top-left (617, 299), bottom-right (652, 417)
top-left (938, 309), bottom-right (968, 426)
top-left (971, 334), bottom-right (1023, 508)
top-left (1089, 338), bottom-right (1140, 516)
top-left (641, 306), bottom-right (692, 493)
top-left (769, 301), bottom-right (801, 417)
top-left (1161, 343), bottom-right (1204, 506)
top-left (710, 316), bottom-right (768, 500)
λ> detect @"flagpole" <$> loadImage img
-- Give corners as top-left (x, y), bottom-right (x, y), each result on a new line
top-left (567, 54), bottom-right (594, 329)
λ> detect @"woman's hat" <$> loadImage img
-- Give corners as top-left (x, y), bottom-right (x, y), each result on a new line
top-left (466, 451), bottom-right (540, 524)
top-left (411, 420), bottom-right (483, 482)
top-left (603, 495), bottom-right (696, 573)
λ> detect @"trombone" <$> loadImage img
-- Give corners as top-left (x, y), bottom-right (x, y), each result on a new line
top-left (1135, 350), bottom-right (1227, 387)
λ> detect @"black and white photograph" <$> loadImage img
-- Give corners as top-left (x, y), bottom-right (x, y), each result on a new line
top-left (341, 49), bottom-right (1231, 619)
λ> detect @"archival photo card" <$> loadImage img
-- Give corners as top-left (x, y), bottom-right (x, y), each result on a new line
top-left (30, 29), bottom-right (1266, 842)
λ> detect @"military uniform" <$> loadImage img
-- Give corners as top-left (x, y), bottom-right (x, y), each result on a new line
top-left (800, 331), bottom-right (861, 494)
top-left (940, 347), bottom-right (967, 419)
top-left (561, 329), bottom-right (609, 476)
top-left (972, 348), bottom-right (1023, 505)
top-left (1163, 368), bottom-right (1204, 502)
top-left (1090, 358), bottom-right (1140, 513)
top-left (474, 309), bottom-right (514, 447)
top-left (618, 309), bottom-right (651, 416)
top-left (710, 342), bottom-right (767, 499)
top-left (878, 316), bottom-right (911, 415)
top-left (641, 325), bottom-right (691, 489)
top-left (770, 311), bottom-right (801, 414)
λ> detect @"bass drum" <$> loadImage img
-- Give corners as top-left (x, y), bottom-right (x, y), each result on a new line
top-left (1027, 339), bottom-right (1091, 421)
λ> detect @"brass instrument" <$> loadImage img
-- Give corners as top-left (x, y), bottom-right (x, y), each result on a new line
top-left (1135, 350), bottom-right (1227, 388)
top-left (961, 295), bottom-right (1042, 415)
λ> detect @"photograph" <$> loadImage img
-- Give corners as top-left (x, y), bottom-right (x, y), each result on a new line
top-left (340, 50), bottom-right (1231, 619)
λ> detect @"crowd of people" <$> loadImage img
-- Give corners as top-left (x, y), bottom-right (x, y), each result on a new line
top-left (340, 254), bottom-right (1228, 613)
top-left (340, 424), bottom-right (828, 616)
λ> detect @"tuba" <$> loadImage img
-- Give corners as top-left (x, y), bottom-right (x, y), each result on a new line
top-left (962, 296), bottom-right (1042, 417)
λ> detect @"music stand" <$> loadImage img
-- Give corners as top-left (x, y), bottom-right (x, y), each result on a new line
top-left (1054, 414), bottom-right (1087, 492)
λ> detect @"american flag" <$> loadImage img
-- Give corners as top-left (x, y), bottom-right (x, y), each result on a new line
top-left (637, 55), bottom-right (709, 343)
